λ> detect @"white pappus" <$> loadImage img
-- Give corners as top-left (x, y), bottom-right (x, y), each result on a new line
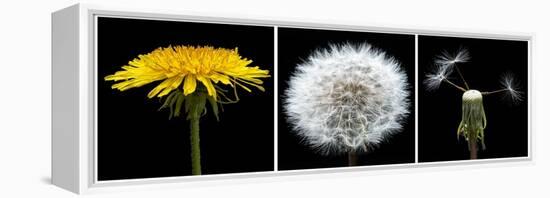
top-left (425, 47), bottom-right (522, 103)
top-left (284, 43), bottom-right (410, 155)
top-left (434, 47), bottom-right (470, 68)
top-left (424, 63), bottom-right (453, 91)
top-left (500, 73), bottom-right (523, 103)
top-left (425, 47), bottom-right (470, 91)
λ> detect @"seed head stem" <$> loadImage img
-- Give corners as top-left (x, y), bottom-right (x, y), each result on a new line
top-left (348, 150), bottom-right (358, 166)
top-left (469, 136), bottom-right (478, 159)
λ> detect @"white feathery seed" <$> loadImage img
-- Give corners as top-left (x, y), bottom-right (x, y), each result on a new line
top-left (425, 47), bottom-right (470, 91)
top-left (284, 43), bottom-right (410, 155)
top-left (424, 64), bottom-right (452, 91)
top-left (500, 73), bottom-right (523, 103)
top-left (434, 47), bottom-right (470, 68)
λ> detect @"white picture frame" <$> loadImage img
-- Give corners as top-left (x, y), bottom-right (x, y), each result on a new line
top-left (52, 3), bottom-right (533, 194)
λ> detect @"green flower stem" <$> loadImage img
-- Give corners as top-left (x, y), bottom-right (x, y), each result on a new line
top-left (187, 91), bottom-right (206, 176)
top-left (160, 88), bottom-right (213, 175)
top-left (190, 115), bottom-right (201, 175)
top-left (185, 90), bottom-right (207, 176)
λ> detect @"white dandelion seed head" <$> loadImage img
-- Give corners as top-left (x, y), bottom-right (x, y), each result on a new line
top-left (500, 73), bottom-right (523, 103)
top-left (435, 47), bottom-right (470, 68)
top-left (424, 63), bottom-right (453, 91)
top-left (284, 43), bottom-right (410, 155)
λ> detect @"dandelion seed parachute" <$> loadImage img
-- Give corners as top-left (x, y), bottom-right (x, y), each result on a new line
top-left (434, 47), bottom-right (470, 68)
top-left (424, 64), bottom-right (453, 91)
top-left (284, 43), bottom-right (410, 155)
top-left (500, 73), bottom-right (523, 103)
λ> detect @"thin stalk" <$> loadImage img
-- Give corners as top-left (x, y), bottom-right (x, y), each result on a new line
top-left (348, 150), bottom-right (358, 166)
top-left (454, 66), bottom-right (470, 90)
top-left (481, 89), bottom-right (507, 95)
top-left (468, 133), bottom-right (478, 159)
top-left (443, 79), bottom-right (467, 92)
top-left (190, 116), bottom-right (201, 175)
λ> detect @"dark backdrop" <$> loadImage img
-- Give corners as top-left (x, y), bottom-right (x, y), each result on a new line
top-left (277, 27), bottom-right (416, 170)
top-left (418, 35), bottom-right (528, 162)
top-left (97, 17), bottom-right (274, 180)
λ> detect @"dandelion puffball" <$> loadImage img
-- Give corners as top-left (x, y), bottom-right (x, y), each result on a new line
top-left (284, 43), bottom-right (410, 155)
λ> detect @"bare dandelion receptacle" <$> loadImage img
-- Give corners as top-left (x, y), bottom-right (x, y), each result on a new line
top-left (458, 90), bottom-right (486, 159)
top-left (424, 47), bottom-right (522, 159)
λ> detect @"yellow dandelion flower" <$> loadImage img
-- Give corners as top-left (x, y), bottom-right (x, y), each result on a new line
top-left (104, 45), bottom-right (271, 176)
top-left (105, 45), bottom-right (270, 101)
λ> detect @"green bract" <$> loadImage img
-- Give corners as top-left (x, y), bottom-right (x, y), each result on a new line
top-left (457, 90), bottom-right (487, 150)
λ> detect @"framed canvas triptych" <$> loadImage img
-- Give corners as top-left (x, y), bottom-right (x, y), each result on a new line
top-left (52, 4), bottom-right (532, 194)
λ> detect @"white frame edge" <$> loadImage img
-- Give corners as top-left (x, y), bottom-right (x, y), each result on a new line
top-left (52, 3), bottom-right (534, 194)
top-left (52, 4), bottom-right (86, 194)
